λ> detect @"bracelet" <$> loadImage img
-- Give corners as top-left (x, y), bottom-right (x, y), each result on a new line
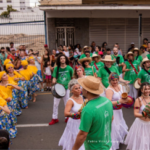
top-left (134, 107), bottom-right (140, 109)
top-left (117, 101), bottom-right (120, 105)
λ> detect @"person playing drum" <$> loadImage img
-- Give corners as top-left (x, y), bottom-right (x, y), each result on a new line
top-left (137, 57), bottom-right (150, 85)
top-left (49, 54), bottom-right (74, 125)
top-left (123, 52), bottom-right (139, 100)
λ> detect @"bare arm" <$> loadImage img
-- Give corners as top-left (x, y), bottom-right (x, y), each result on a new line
top-left (6, 83), bottom-right (21, 90)
top-left (106, 89), bottom-right (128, 105)
top-left (134, 98), bottom-right (143, 118)
top-left (52, 77), bottom-right (56, 85)
top-left (138, 78), bottom-right (141, 85)
top-left (72, 130), bottom-right (88, 150)
top-left (64, 100), bottom-right (74, 117)
top-left (0, 105), bottom-right (10, 114)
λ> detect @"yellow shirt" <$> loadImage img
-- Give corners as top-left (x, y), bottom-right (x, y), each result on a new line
top-left (0, 85), bottom-right (13, 98)
top-left (0, 89), bottom-right (8, 100)
top-left (19, 69), bottom-right (32, 81)
top-left (27, 65), bottom-right (38, 74)
top-left (8, 71), bottom-right (23, 84)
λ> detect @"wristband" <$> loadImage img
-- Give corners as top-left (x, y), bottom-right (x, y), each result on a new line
top-left (134, 107), bottom-right (139, 109)
top-left (117, 101), bottom-right (120, 105)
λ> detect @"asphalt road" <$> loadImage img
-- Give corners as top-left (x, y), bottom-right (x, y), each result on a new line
top-left (10, 92), bottom-right (135, 150)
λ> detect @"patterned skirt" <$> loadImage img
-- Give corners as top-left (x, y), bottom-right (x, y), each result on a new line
top-left (0, 110), bottom-right (17, 138)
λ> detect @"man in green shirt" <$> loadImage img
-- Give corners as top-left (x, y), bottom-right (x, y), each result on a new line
top-left (99, 55), bottom-right (129, 88)
top-left (123, 52), bottom-right (139, 100)
top-left (79, 46), bottom-right (93, 60)
top-left (49, 54), bottom-right (74, 125)
top-left (111, 47), bottom-right (124, 76)
top-left (138, 57), bottom-right (150, 85)
top-left (73, 76), bottom-right (113, 150)
top-left (91, 53), bottom-right (104, 77)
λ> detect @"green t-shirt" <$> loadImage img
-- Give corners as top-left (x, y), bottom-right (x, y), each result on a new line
top-left (91, 61), bottom-right (104, 77)
top-left (79, 53), bottom-right (93, 59)
top-left (52, 65), bottom-right (73, 89)
top-left (147, 54), bottom-right (150, 60)
top-left (79, 97), bottom-right (113, 150)
top-left (138, 69), bottom-right (150, 84)
top-left (134, 55), bottom-right (143, 65)
top-left (124, 60), bottom-right (139, 84)
top-left (99, 66), bottom-right (120, 88)
top-left (111, 55), bottom-right (124, 74)
top-left (84, 67), bottom-right (94, 76)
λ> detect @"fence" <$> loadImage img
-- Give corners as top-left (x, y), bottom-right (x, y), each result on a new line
top-left (0, 14), bottom-right (45, 55)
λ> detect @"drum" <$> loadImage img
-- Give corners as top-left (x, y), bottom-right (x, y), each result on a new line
top-left (51, 83), bottom-right (66, 98)
top-left (134, 79), bottom-right (140, 90)
top-left (142, 102), bottom-right (150, 118)
top-left (122, 96), bottom-right (134, 108)
top-left (113, 104), bottom-right (123, 110)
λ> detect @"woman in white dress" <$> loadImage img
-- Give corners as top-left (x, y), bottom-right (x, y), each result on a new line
top-left (125, 82), bottom-right (150, 150)
top-left (59, 79), bottom-right (85, 150)
top-left (105, 72), bottom-right (128, 150)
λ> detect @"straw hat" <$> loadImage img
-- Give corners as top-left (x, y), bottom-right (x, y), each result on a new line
top-left (132, 47), bottom-right (142, 55)
top-left (140, 57), bottom-right (150, 68)
top-left (78, 76), bottom-right (103, 95)
top-left (79, 57), bottom-right (92, 64)
top-left (101, 55), bottom-right (115, 63)
top-left (134, 79), bottom-right (140, 90)
top-left (92, 53), bottom-right (101, 59)
top-left (125, 52), bottom-right (134, 59)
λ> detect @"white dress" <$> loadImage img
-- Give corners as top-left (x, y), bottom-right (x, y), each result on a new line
top-left (58, 98), bottom-right (85, 150)
top-left (124, 97), bottom-right (150, 150)
top-left (106, 85), bottom-right (128, 150)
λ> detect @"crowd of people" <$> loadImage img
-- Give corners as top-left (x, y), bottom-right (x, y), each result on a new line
top-left (1, 38), bottom-right (150, 150)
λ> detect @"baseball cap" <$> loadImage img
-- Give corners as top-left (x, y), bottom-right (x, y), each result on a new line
top-left (131, 42), bottom-right (135, 45)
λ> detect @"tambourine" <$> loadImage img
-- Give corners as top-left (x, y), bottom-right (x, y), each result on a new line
top-left (142, 102), bottom-right (150, 118)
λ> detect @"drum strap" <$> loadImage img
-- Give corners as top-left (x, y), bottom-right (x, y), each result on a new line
top-left (56, 66), bottom-right (60, 79)
top-left (136, 55), bottom-right (139, 60)
top-left (128, 61), bottom-right (138, 75)
top-left (143, 68), bottom-right (150, 76)
top-left (94, 63), bottom-right (99, 70)
top-left (104, 66), bottom-right (111, 74)
top-left (116, 57), bottom-right (120, 65)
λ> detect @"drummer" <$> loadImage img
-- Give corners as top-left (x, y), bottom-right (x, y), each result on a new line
top-left (111, 47), bottom-right (124, 77)
top-left (49, 54), bottom-right (74, 125)
top-left (99, 55), bottom-right (129, 88)
top-left (123, 52), bottom-right (139, 100)
top-left (137, 57), bottom-right (150, 85)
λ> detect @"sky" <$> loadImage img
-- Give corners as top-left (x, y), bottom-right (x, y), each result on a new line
top-left (30, 0), bottom-right (40, 7)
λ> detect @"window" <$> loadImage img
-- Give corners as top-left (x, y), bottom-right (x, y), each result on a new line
top-left (0, 0), bottom-right (2, 3)
top-left (7, 0), bottom-right (11, 3)
top-left (0, 7), bottom-right (3, 10)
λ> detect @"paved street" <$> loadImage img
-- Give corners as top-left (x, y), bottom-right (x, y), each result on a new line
top-left (10, 92), bottom-right (135, 150)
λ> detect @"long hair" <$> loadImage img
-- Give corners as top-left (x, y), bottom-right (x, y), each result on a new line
top-left (43, 49), bottom-right (50, 61)
top-left (138, 82), bottom-right (150, 97)
top-left (102, 42), bottom-right (107, 48)
top-left (56, 54), bottom-right (69, 67)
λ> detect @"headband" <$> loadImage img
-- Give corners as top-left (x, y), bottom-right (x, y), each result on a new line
top-left (4, 59), bottom-right (11, 66)
top-left (0, 71), bottom-right (6, 81)
top-left (75, 65), bottom-right (84, 71)
top-left (21, 60), bottom-right (28, 66)
top-left (6, 64), bottom-right (14, 70)
top-left (110, 73), bottom-right (119, 80)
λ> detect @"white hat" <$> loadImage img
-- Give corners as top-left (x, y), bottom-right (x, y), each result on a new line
top-left (131, 42), bottom-right (135, 45)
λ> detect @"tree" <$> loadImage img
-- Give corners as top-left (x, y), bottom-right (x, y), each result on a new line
top-left (0, 5), bottom-right (17, 17)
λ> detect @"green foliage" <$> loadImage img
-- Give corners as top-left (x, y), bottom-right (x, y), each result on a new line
top-left (0, 5), bottom-right (17, 18)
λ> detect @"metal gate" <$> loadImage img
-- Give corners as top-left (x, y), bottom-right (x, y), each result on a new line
top-left (56, 27), bottom-right (75, 47)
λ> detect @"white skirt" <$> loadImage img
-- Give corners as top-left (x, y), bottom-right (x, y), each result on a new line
top-left (58, 117), bottom-right (85, 150)
top-left (111, 109), bottom-right (128, 150)
top-left (124, 118), bottom-right (150, 150)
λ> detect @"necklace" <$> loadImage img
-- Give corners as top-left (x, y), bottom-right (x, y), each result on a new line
top-left (142, 94), bottom-right (149, 98)
top-left (73, 96), bottom-right (80, 99)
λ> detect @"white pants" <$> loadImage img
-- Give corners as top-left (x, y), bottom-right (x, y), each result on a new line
top-left (128, 84), bottom-right (138, 100)
top-left (52, 89), bottom-right (70, 119)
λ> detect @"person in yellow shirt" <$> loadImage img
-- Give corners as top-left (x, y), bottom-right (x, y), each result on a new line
top-left (27, 56), bottom-right (38, 74)
top-left (6, 63), bottom-right (28, 109)
top-left (0, 71), bottom-right (21, 138)
top-left (19, 60), bottom-right (39, 102)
